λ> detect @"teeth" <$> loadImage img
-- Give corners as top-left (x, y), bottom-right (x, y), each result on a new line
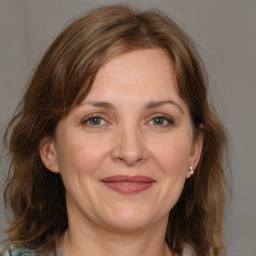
top-left (103, 181), bottom-right (152, 184)
top-left (121, 182), bottom-right (138, 184)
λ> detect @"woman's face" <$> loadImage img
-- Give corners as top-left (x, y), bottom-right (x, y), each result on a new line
top-left (40, 48), bottom-right (202, 231)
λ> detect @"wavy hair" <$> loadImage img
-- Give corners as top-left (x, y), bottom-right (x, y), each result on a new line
top-left (2, 5), bottom-right (228, 256)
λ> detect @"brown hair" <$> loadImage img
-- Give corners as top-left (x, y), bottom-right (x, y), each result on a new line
top-left (2, 5), bottom-right (228, 256)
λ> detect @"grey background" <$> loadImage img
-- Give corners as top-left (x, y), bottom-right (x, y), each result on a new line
top-left (0, 1), bottom-right (255, 256)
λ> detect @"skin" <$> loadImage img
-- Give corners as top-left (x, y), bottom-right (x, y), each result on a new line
top-left (40, 48), bottom-right (203, 256)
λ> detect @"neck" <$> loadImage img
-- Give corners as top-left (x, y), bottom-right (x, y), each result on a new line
top-left (61, 213), bottom-right (175, 256)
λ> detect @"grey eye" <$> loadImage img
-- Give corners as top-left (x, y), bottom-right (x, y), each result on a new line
top-left (89, 118), bottom-right (102, 125)
top-left (85, 117), bottom-right (106, 126)
top-left (149, 116), bottom-right (174, 126)
top-left (153, 117), bottom-right (166, 125)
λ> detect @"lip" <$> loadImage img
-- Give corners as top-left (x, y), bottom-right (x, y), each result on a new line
top-left (100, 175), bottom-right (156, 194)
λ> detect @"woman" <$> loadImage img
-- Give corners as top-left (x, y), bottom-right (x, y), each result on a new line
top-left (1, 5), bottom-right (228, 256)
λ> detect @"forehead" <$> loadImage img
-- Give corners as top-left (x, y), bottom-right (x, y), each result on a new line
top-left (84, 48), bottom-right (181, 105)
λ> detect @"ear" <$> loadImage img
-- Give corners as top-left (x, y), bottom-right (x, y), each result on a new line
top-left (187, 128), bottom-right (204, 178)
top-left (39, 136), bottom-right (60, 173)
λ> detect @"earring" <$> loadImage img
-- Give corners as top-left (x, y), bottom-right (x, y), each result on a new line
top-left (189, 166), bottom-right (193, 175)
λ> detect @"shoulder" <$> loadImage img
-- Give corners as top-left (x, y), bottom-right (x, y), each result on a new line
top-left (182, 244), bottom-right (193, 256)
top-left (0, 244), bottom-right (39, 256)
top-left (0, 244), bottom-right (54, 256)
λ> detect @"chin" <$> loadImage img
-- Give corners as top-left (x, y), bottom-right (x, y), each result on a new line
top-left (100, 205), bottom-right (163, 231)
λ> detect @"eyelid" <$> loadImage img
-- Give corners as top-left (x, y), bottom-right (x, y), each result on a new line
top-left (81, 113), bottom-right (110, 125)
top-left (146, 113), bottom-right (175, 126)
top-left (81, 112), bottom-right (175, 127)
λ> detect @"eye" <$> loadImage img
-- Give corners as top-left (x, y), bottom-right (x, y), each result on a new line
top-left (82, 115), bottom-right (107, 126)
top-left (149, 115), bottom-right (174, 126)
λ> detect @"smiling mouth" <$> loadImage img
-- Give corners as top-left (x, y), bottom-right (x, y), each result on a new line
top-left (100, 175), bottom-right (156, 194)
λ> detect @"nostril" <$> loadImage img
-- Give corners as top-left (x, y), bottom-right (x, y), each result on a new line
top-left (111, 148), bottom-right (145, 166)
top-left (110, 129), bottom-right (147, 166)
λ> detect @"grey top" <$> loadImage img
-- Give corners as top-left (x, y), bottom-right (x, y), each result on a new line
top-left (0, 244), bottom-right (65, 256)
top-left (0, 243), bottom-right (191, 256)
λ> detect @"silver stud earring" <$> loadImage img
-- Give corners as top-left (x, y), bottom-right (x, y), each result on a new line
top-left (189, 166), bottom-right (193, 175)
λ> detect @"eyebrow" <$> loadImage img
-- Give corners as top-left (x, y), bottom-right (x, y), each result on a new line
top-left (82, 100), bottom-right (184, 114)
top-left (145, 100), bottom-right (184, 114)
top-left (81, 101), bottom-right (114, 109)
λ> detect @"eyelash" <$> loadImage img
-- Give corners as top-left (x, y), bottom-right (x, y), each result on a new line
top-left (81, 114), bottom-right (108, 127)
top-left (149, 115), bottom-right (174, 127)
top-left (81, 113), bottom-right (175, 128)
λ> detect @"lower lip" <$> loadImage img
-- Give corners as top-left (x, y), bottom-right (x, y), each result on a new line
top-left (102, 182), bottom-right (154, 194)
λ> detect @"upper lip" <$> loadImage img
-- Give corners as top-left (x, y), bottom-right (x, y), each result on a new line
top-left (100, 175), bottom-right (156, 183)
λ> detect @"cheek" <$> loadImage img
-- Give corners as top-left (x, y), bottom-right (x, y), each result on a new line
top-left (147, 136), bottom-right (192, 215)
top-left (55, 134), bottom-right (110, 177)
top-left (152, 136), bottom-right (192, 175)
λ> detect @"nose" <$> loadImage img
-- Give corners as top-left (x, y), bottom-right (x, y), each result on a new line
top-left (111, 125), bottom-right (147, 166)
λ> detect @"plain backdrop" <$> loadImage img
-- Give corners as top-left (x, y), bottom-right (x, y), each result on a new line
top-left (0, 1), bottom-right (255, 256)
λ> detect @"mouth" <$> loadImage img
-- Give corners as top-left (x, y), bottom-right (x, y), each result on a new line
top-left (100, 175), bottom-right (156, 194)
